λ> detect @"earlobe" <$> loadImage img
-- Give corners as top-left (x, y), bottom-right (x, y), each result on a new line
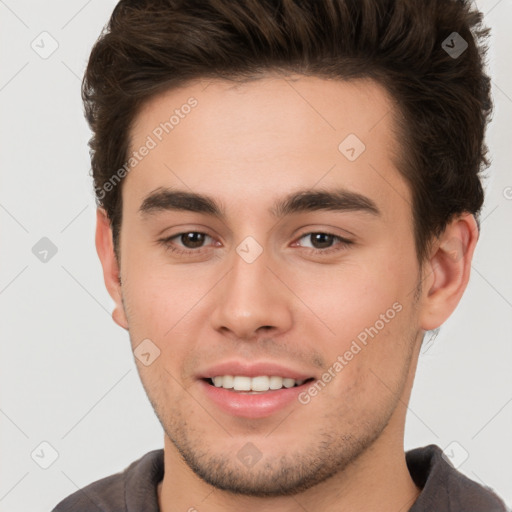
top-left (419, 213), bottom-right (479, 331)
top-left (95, 208), bottom-right (129, 330)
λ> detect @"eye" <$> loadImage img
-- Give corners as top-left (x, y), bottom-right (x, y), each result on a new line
top-left (158, 231), bottom-right (217, 255)
top-left (158, 230), bottom-right (353, 257)
top-left (173, 232), bottom-right (212, 249)
top-left (294, 232), bottom-right (353, 254)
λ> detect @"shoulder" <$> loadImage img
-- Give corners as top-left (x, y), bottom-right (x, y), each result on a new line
top-left (51, 449), bottom-right (164, 512)
top-left (406, 444), bottom-right (509, 512)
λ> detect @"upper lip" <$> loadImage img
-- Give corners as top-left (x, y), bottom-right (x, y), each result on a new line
top-left (197, 361), bottom-right (315, 381)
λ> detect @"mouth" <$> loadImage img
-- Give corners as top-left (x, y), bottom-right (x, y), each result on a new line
top-left (199, 375), bottom-right (316, 418)
top-left (196, 361), bottom-right (318, 418)
top-left (203, 375), bottom-right (315, 393)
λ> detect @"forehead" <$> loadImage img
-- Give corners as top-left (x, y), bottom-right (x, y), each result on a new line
top-left (130, 74), bottom-right (396, 154)
top-left (123, 74), bottom-right (409, 222)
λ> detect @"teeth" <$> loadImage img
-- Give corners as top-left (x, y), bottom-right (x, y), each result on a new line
top-left (210, 375), bottom-right (306, 392)
top-left (269, 376), bottom-right (283, 390)
top-left (221, 375), bottom-right (234, 388)
top-left (251, 376), bottom-right (269, 391)
top-left (233, 376), bottom-right (251, 391)
top-left (283, 378), bottom-right (295, 388)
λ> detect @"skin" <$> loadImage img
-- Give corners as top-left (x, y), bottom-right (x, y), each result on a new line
top-left (96, 75), bottom-right (479, 511)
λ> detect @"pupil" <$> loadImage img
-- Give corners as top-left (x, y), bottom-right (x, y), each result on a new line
top-left (182, 232), bottom-right (205, 248)
top-left (311, 233), bottom-right (333, 249)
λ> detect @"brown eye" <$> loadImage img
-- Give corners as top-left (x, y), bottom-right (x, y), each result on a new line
top-left (307, 233), bottom-right (336, 249)
top-left (294, 231), bottom-right (353, 255)
top-left (299, 232), bottom-right (338, 249)
top-left (158, 231), bottom-right (216, 255)
top-left (179, 232), bottom-right (208, 248)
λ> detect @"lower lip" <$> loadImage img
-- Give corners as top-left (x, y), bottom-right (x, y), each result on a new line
top-left (198, 379), bottom-right (310, 418)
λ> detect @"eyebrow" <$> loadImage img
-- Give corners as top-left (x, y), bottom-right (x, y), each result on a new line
top-left (138, 186), bottom-right (380, 220)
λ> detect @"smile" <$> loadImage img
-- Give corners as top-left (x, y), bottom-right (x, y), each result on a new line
top-left (208, 375), bottom-right (310, 392)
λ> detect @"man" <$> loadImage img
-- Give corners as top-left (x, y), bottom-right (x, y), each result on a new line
top-left (52, 0), bottom-right (508, 510)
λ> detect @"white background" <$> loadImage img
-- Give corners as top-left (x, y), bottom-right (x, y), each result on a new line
top-left (0, 1), bottom-right (511, 510)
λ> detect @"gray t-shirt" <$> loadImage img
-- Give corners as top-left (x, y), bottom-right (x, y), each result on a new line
top-left (51, 444), bottom-right (508, 511)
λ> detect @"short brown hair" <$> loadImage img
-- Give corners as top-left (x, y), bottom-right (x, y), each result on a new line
top-left (83, 0), bottom-right (492, 265)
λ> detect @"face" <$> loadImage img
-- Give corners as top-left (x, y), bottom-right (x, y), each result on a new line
top-left (112, 75), bottom-right (425, 495)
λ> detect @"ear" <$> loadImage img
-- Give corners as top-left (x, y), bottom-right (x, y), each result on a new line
top-left (419, 213), bottom-right (479, 331)
top-left (95, 207), bottom-right (129, 330)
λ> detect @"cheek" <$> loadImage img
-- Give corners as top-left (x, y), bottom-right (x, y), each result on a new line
top-left (287, 257), bottom-right (408, 337)
top-left (308, 306), bottom-right (417, 429)
top-left (136, 356), bottom-right (189, 422)
top-left (122, 263), bottom-right (209, 336)
top-left (121, 266), bottom-right (212, 385)
top-left (289, 250), bottom-right (418, 385)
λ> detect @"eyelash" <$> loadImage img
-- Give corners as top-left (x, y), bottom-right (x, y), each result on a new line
top-left (157, 231), bottom-right (353, 257)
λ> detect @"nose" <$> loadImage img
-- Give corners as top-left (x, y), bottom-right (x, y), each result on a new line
top-left (210, 243), bottom-right (294, 341)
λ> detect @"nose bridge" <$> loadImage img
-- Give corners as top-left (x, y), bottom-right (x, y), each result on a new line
top-left (210, 237), bottom-right (292, 338)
